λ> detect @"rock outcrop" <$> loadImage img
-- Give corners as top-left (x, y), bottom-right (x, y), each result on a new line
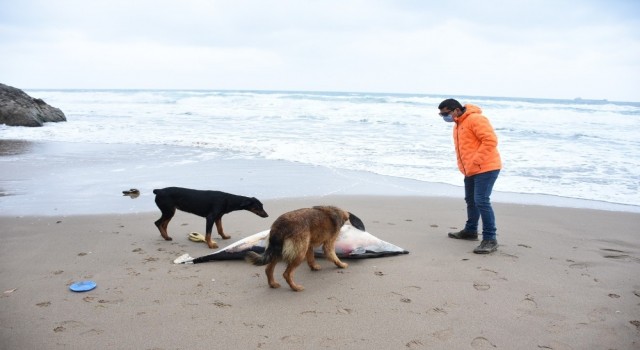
top-left (0, 83), bottom-right (66, 127)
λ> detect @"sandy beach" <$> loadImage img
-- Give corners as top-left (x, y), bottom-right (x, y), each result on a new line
top-left (2, 195), bottom-right (639, 349)
top-left (2, 3), bottom-right (640, 348)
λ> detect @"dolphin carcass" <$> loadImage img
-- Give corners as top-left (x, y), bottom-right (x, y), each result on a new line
top-left (174, 225), bottom-right (409, 264)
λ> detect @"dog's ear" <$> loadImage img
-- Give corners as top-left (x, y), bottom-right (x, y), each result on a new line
top-left (241, 197), bottom-right (257, 206)
top-left (348, 212), bottom-right (366, 231)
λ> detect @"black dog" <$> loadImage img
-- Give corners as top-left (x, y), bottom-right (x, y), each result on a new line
top-left (153, 187), bottom-right (268, 248)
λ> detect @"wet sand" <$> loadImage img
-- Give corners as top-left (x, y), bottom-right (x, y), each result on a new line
top-left (1, 140), bottom-right (637, 216)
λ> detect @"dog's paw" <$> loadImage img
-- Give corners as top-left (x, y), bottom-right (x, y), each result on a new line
top-left (337, 262), bottom-right (348, 269)
top-left (290, 284), bottom-right (305, 292)
top-left (269, 282), bottom-right (281, 289)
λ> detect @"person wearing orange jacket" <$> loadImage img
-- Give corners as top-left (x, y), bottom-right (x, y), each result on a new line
top-left (438, 98), bottom-right (502, 254)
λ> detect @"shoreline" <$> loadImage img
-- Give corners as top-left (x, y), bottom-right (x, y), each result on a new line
top-left (1, 196), bottom-right (639, 349)
top-left (1, 139), bottom-right (638, 216)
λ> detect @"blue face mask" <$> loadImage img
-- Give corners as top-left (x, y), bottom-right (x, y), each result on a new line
top-left (441, 114), bottom-right (454, 123)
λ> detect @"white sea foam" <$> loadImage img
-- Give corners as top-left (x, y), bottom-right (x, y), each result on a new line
top-left (2, 89), bottom-right (639, 207)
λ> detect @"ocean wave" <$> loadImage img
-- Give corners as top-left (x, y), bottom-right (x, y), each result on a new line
top-left (3, 89), bottom-right (640, 206)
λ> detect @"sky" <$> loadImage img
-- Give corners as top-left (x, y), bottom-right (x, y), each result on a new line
top-left (1, 0), bottom-right (639, 102)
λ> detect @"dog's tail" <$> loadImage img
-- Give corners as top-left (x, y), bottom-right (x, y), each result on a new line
top-left (245, 235), bottom-right (283, 266)
top-left (245, 251), bottom-right (269, 266)
top-left (245, 248), bottom-right (280, 266)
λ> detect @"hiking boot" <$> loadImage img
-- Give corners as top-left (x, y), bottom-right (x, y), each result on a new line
top-left (448, 229), bottom-right (478, 240)
top-left (473, 239), bottom-right (498, 254)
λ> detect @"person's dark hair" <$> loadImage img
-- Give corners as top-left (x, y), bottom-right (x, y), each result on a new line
top-left (438, 98), bottom-right (463, 111)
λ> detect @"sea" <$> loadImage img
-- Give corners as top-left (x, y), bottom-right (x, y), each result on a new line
top-left (1, 89), bottom-right (640, 215)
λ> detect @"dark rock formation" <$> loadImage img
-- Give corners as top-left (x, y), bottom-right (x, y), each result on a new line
top-left (0, 83), bottom-right (66, 127)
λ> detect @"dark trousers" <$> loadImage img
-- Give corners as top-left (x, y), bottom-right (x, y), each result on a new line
top-left (463, 170), bottom-right (500, 240)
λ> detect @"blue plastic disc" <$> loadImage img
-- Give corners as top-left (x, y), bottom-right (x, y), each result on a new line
top-left (69, 280), bottom-right (97, 292)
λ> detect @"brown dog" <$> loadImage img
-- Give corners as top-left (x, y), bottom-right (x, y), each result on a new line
top-left (246, 206), bottom-right (365, 291)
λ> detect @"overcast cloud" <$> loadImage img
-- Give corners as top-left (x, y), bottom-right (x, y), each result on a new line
top-left (1, 0), bottom-right (639, 101)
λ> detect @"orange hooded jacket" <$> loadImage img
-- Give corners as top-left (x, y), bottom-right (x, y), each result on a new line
top-left (453, 104), bottom-right (502, 176)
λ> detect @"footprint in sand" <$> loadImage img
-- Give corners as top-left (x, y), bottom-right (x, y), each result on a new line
top-left (497, 252), bottom-right (519, 261)
top-left (569, 262), bottom-right (589, 269)
top-left (404, 285), bottom-right (422, 291)
top-left (520, 295), bottom-right (537, 308)
top-left (537, 341), bottom-right (573, 350)
top-left (517, 295), bottom-right (538, 316)
top-left (212, 300), bottom-right (231, 308)
top-left (601, 248), bottom-right (625, 253)
top-left (479, 268), bottom-right (498, 275)
top-left (427, 307), bottom-right (448, 316)
top-left (406, 339), bottom-right (423, 348)
top-left (337, 308), bottom-right (354, 315)
top-left (54, 320), bottom-right (83, 333)
top-left (80, 328), bottom-right (104, 336)
top-left (143, 256), bottom-right (159, 263)
top-left (431, 328), bottom-right (453, 341)
top-left (604, 254), bottom-right (638, 262)
top-left (280, 335), bottom-right (303, 344)
top-left (471, 336), bottom-right (497, 349)
top-left (473, 282), bottom-right (490, 291)
top-left (242, 322), bottom-right (265, 329)
top-left (600, 248), bottom-right (640, 262)
top-left (587, 307), bottom-right (610, 322)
